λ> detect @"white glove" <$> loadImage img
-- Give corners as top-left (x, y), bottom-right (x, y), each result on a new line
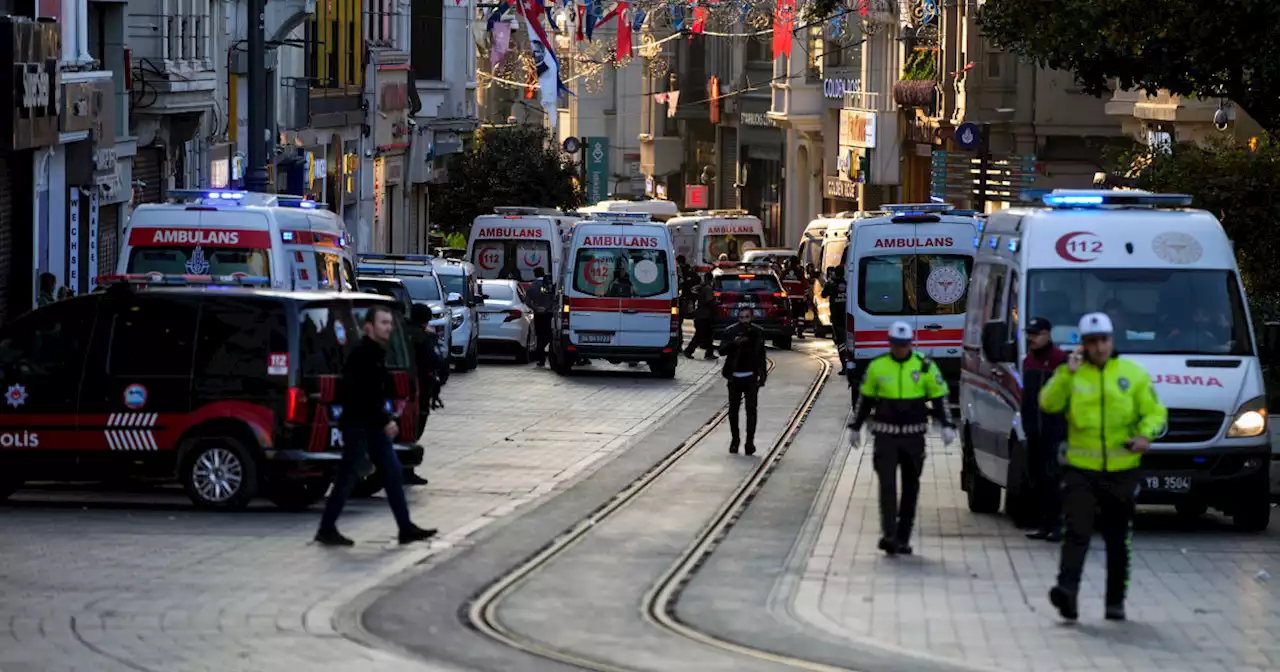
top-left (941, 426), bottom-right (957, 446)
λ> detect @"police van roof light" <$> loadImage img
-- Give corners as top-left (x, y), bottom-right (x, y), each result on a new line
top-left (97, 273), bottom-right (271, 287)
top-left (883, 203), bottom-right (955, 213)
top-left (359, 253), bottom-right (434, 262)
top-left (1041, 190), bottom-right (1194, 209)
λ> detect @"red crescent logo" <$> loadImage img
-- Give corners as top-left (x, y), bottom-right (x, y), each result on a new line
top-left (479, 248), bottom-right (501, 271)
top-left (524, 252), bottom-right (542, 267)
top-left (584, 258), bottom-right (610, 286)
top-left (1054, 231), bottom-right (1102, 263)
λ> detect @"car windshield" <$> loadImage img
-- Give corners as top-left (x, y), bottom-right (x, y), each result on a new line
top-left (858, 254), bottom-right (972, 316)
top-left (1028, 268), bottom-right (1253, 355)
top-left (439, 274), bottom-right (466, 298)
top-left (703, 234), bottom-right (763, 264)
top-left (127, 247), bottom-right (271, 277)
top-left (573, 248), bottom-right (670, 298)
top-left (472, 239), bottom-right (553, 281)
top-left (715, 275), bottom-right (781, 293)
top-left (479, 282), bottom-right (514, 300)
top-left (398, 276), bottom-right (442, 302)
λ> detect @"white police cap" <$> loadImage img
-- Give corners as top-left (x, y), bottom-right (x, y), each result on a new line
top-left (1078, 312), bottom-right (1114, 337)
top-left (888, 321), bottom-right (914, 343)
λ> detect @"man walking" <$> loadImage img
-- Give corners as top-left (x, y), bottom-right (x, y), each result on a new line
top-left (315, 305), bottom-right (437, 547)
top-left (849, 321), bottom-right (954, 556)
top-left (719, 306), bottom-right (767, 455)
top-left (683, 272), bottom-right (718, 360)
top-left (1022, 317), bottom-right (1068, 540)
top-left (821, 266), bottom-right (850, 374)
top-left (780, 257), bottom-right (807, 339)
top-left (527, 267), bottom-right (555, 367)
top-left (1041, 312), bottom-right (1166, 622)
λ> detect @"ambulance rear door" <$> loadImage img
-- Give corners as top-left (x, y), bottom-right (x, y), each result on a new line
top-left (910, 219), bottom-right (975, 360)
top-left (848, 220), bottom-right (900, 361)
top-left (614, 226), bottom-right (675, 349)
top-left (565, 226), bottom-right (623, 347)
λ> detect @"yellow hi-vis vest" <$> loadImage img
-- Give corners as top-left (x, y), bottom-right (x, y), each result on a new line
top-left (1039, 356), bottom-right (1167, 472)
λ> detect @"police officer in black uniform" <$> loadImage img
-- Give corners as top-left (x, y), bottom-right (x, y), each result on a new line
top-left (719, 305), bottom-right (768, 455)
top-left (849, 321), bottom-right (956, 556)
top-left (821, 266), bottom-right (850, 374)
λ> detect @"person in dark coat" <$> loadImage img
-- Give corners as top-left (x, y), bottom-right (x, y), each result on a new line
top-left (683, 272), bottom-right (718, 359)
top-left (401, 304), bottom-right (443, 487)
top-left (526, 267), bottom-right (556, 367)
top-left (315, 305), bottom-right (436, 547)
top-left (719, 306), bottom-right (768, 455)
top-left (1022, 317), bottom-right (1069, 541)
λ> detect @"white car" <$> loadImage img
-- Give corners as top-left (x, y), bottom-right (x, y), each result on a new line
top-left (432, 258), bottom-right (483, 371)
top-left (476, 279), bottom-right (536, 363)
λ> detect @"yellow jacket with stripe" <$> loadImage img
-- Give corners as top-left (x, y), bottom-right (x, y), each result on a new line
top-left (851, 353), bottom-right (951, 435)
top-left (1039, 355), bottom-right (1167, 472)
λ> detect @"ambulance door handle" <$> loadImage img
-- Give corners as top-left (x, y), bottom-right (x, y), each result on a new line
top-left (923, 323), bottom-right (942, 330)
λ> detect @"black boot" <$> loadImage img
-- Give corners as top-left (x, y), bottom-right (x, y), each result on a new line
top-left (398, 525), bottom-right (438, 545)
top-left (402, 470), bottom-right (429, 486)
top-left (744, 442), bottom-right (756, 456)
top-left (1105, 603), bottom-right (1126, 621)
top-left (1049, 586), bottom-right (1079, 622)
top-left (877, 538), bottom-right (898, 556)
top-left (729, 436), bottom-right (740, 454)
top-left (315, 528), bottom-right (354, 547)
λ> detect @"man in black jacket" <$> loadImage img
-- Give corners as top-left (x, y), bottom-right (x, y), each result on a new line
top-left (683, 272), bottom-right (718, 360)
top-left (719, 306), bottom-right (768, 455)
top-left (400, 304), bottom-right (443, 487)
top-left (821, 266), bottom-right (850, 374)
top-left (315, 305), bottom-right (436, 547)
top-left (1022, 317), bottom-right (1068, 541)
top-left (526, 267), bottom-right (556, 367)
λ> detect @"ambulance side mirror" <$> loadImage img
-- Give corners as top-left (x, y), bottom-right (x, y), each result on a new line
top-left (1261, 322), bottom-right (1280, 365)
top-left (446, 292), bottom-right (464, 307)
top-left (981, 322), bottom-right (1017, 363)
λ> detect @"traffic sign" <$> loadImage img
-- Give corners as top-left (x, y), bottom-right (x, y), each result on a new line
top-left (955, 122), bottom-right (982, 150)
top-left (563, 137), bottom-right (581, 154)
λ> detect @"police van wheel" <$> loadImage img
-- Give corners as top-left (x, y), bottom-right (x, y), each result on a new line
top-left (651, 358), bottom-right (678, 379)
top-left (268, 479), bottom-right (330, 511)
top-left (774, 336), bottom-right (793, 350)
top-left (963, 429), bottom-right (1002, 514)
top-left (0, 471), bottom-right (22, 501)
top-left (351, 473), bottom-right (385, 498)
top-left (180, 438), bottom-right (258, 511)
top-left (1231, 477), bottom-right (1272, 532)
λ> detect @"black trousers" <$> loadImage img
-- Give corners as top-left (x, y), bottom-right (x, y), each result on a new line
top-left (830, 311), bottom-right (848, 366)
top-left (1057, 467), bottom-right (1140, 605)
top-left (1026, 431), bottom-right (1064, 533)
top-left (533, 313), bottom-right (553, 364)
top-left (319, 428), bottom-right (412, 533)
top-left (873, 433), bottom-right (926, 543)
top-left (685, 318), bottom-right (715, 356)
top-left (727, 376), bottom-right (758, 443)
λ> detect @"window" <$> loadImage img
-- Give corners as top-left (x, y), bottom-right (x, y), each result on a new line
top-left (351, 303), bottom-right (413, 369)
top-left (399, 276), bottom-right (443, 302)
top-left (315, 252), bottom-right (353, 290)
top-left (411, 0), bottom-right (444, 80)
top-left (471, 240), bottom-right (553, 282)
top-left (857, 254), bottom-right (974, 316)
top-left (108, 299), bottom-right (198, 376)
top-left (1006, 271), bottom-right (1020, 337)
top-left (369, 0), bottom-right (394, 44)
top-left (299, 305), bottom-right (348, 377)
top-left (714, 274), bottom-right (781, 293)
top-left (0, 302), bottom-right (94, 376)
top-left (806, 26), bottom-right (824, 80)
top-left (478, 282), bottom-right (514, 300)
top-left (985, 267), bottom-right (1006, 321)
top-left (703, 234), bottom-right (764, 264)
top-left (126, 247), bottom-right (271, 278)
top-left (307, 0), bottom-right (363, 89)
top-left (439, 274), bottom-right (468, 301)
top-left (193, 299), bottom-right (289, 379)
top-left (573, 248), bottom-right (671, 298)
top-left (1027, 268), bottom-right (1252, 355)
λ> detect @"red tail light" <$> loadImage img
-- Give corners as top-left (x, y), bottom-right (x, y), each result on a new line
top-left (286, 387), bottom-right (309, 424)
top-left (503, 309), bottom-right (523, 322)
top-left (772, 291), bottom-right (787, 298)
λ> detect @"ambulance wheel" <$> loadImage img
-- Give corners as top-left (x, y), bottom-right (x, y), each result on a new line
top-left (351, 473), bottom-right (385, 498)
top-left (774, 335), bottom-right (793, 350)
top-left (552, 352), bottom-right (574, 375)
top-left (1231, 473), bottom-right (1272, 532)
top-left (466, 344), bottom-right (480, 371)
top-left (180, 437), bottom-right (258, 511)
top-left (963, 427), bottom-right (1001, 514)
top-left (1004, 439), bottom-right (1038, 529)
top-left (651, 358), bottom-right (678, 379)
top-left (268, 479), bottom-right (330, 511)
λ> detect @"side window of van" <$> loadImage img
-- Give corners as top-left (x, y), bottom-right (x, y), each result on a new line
top-left (1005, 270), bottom-right (1020, 341)
top-left (0, 301), bottom-right (94, 376)
top-left (985, 267), bottom-right (1007, 323)
top-left (194, 299), bottom-right (289, 379)
top-left (108, 299), bottom-right (198, 376)
top-left (963, 263), bottom-right (991, 346)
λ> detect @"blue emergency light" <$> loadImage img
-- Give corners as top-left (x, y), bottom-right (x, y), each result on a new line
top-left (281, 231), bottom-right (295, 242)
top-left (1041, 190), bottom-right (1193, 209)
top-left (883, 203), bottom-right (955, 213)
top-left (207, 191), bottom-right (247, 200)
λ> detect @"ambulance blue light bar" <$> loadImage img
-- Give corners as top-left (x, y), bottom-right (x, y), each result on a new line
top-left (359, 253), bottom-right (434, 263)
top-left (168, 188), bottom-right (248, 201)
top-left (1041, 190), bottom-right (1193, 209)
top-left (97, 273), bottom-right (271, 287)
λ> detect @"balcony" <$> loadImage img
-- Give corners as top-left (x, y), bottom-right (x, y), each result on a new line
top-left (1133, 91), bottom-right (1220, 124)
top-left (126, 1), bottom-right (217, 114)
top-left (768, 77), bottom-right (824, 132)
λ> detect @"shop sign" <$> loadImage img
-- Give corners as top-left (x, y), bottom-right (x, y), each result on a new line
top-left (61, 80), bottom-right (106, 133)
top-left (905, 117), bottom-right (940, 145)
top-left (1, 18), bottom-right (61, 151)
top-left (686, 185), bottom-right (709, 209)
top-left (375, 69), bottom-right (410, 151)
top-left (586, 137), bottom-right (609, 204)
top-left (839, 109), bottom-right (876, 149)
top-left (824, 78), bottom-right (861, 100)
top-left (741, 112), bottom-right (772, 127)
top-left (68, 187), bottom-right (81, 291)
top-left (434, 131), bottom-right (463, 155)
top-left (824, 176), bottom-right (859, 201)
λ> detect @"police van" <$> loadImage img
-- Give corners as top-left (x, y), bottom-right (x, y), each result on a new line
top-left (665, 210), bottom-right (765, 272)
top-left (119, 190), bottom-right (357, 291)
top-left (841, 203), bottom-right (979, 384)
top-left (551, 213), bottom-right (680, 378)
top-left (960, 190), bottom-right (1272, 530)
top-left (466, 206), bottom-right (580, 288)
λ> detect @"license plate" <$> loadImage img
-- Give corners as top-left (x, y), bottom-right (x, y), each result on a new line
top-left (1143, 474), bottom-right (1193, 493)
top-left (578, 332), bottom-right (613, 344)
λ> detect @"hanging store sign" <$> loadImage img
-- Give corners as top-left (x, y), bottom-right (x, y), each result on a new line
top-left (68, 187), bottom-right (81, 292)
top-left (741, 112), bottom-right (773, 127)
top-left (0, 17), bottom-right (60, 151)
top-left (823, 78), bottom-right (861, 100)
top-left (825, 176), bottom-right (859, 201)
top-left (839, 109), bottom-right (877, 149)
top-left (88, 190), bottom-right (99, 290)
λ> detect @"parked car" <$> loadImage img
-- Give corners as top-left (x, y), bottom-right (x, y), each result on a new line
top-left (357, 255), bottom-right (452, 371)
top-left (432, 258), bottom-right (483, 371)
top-left (476, 279), bottom-right (536, 362)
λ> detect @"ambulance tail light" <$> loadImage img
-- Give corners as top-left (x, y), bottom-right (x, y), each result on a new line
top-left (561, 302), bottom-right (571, 330)
top-left (285, 387), bottom-right (309, 424)
top-left (503, 309), bottom-right (523, 322)
top-left (669, 299), bottom-right (680, 337)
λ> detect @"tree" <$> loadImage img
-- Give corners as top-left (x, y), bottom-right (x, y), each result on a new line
top-left (1111, 136), bottom-right (1280, 305)
top-left (978, 0), bottom-right (1280, 135)
top-left (429, 124), bottom-right (584, 234)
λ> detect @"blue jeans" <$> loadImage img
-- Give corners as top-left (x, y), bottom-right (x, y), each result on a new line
top-left (319, 427), bottom-right (412, 532)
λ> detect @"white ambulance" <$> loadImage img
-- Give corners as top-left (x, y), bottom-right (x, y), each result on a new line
top-left (960, 190), bottom-right (1272, 530)
top-left (119, 189), bottom-right (357, 290)
top-left (466, 207), bottom-right (580, 288)
top-left (841, 203), bottom-right (979, 383)
top-left (578, 198), bottom-right (680, 222)
top-left (551, 213), bottom-right (680, 378)
top-left (664, 210), bottom-right (765, 272)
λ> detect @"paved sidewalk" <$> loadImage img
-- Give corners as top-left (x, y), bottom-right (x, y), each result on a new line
top-left (0, 358), bottom-right (721, 672)
top-left (794, 436), bottom-right (1280, 672)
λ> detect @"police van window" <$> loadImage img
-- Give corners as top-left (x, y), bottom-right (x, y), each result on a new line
top-left (0, 301), bottom-right (94, 376)
top-left (1028, 268), bottom-right (1251, 355)
top-left (299, 306), bottom-right (347, 377)
top-left (108, 299), bottom-right (198, 376)
top-left (400, 276), bottom-right (442, 302)
top-left (194, 299), bottom-right (289, 379)
top-left (573, 248), bottom-right (671, 298)
top-left (439, 274), bottom-right (468, 301)
top-left (126, 247), bottom-right (271, 277)
top-left (350, 304), bottom-right (412, 369)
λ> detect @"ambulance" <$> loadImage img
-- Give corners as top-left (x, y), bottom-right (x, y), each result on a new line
top-left (119, 189), bottom-right (357, 291)
top-left (466, 207), bottom-right (580, 287)
top-left (960, 190), bottom-right (1272, 530)
top-left (841, 203), bottom-right (978, 383)
top-left (664, 210), bottom-right (765, 272)
top-left (551, 213), bottom-right (680, 378)
top-left (578, 198), bottom-right (680, 222)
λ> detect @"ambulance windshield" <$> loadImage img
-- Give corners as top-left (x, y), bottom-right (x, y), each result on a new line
top-left (858, 254), bottom-right (971, 315)
top-left (472, 239), bottom-right (553, 282)
top-left (573, 248), bottom-right (670, 298)
top-left (703, 234), bottom-right (762, 264)
top-left (1027, 268), bottom-right (1252, 355)
top-left (127, 247), bottom-right (271, 278)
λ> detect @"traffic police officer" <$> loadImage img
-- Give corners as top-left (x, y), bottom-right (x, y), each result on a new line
top-left (849, 321), bottom-right (955, 556)
top-left (1040, 312), bottom-right (1167, 622)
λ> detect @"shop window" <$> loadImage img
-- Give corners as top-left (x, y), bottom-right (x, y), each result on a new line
top-left (411, 0), bottom-right (444, 81)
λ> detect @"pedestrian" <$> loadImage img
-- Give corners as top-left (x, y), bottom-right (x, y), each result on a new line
top-left (1022, 317), bottom-right (1068, 541)
top-left (848, 321), bottom-right (954, 556)
top-left (719, 305), bottom-right (767, 455)
top-left (315, 305), bottom-right (437, 547)
top-left (526, 267), bottom-right (555, 367)
top-left (780, 257), bottom-right (806, 338)
top-left (1042, 312), bottom-right (1166, 622)
top-left (683, 272), bottom-right (718, 360)
top-left (36, 273), bottom-right (56, 307)
top-left (401, 304), bottom-right (442, 487)
top-left (820, 266), bottom-right (850, 374)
